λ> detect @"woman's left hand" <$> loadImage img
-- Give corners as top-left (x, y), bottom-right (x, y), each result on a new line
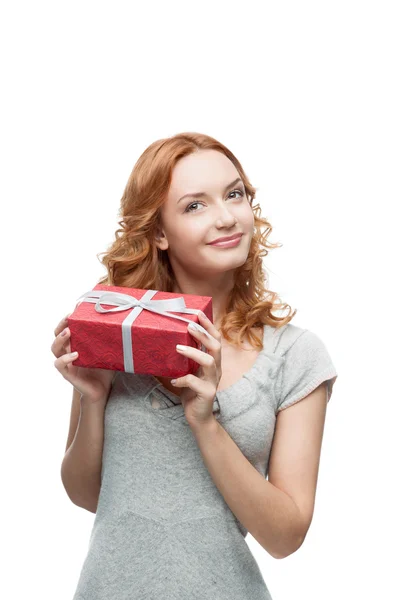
top-left (171, 311), bottom-right (222, 429)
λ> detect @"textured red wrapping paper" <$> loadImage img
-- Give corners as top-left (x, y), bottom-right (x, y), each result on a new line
top-left (67, 284), bottom-right (213, 378)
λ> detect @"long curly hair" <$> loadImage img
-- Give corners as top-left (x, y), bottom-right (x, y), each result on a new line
top-left (96, 132), bottom-right (297, 350)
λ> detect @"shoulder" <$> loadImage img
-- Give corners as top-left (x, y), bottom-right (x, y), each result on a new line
top-left (266, 322), bottom-right (310, 356)
top-left (272, 323), bottom-right (338, 413)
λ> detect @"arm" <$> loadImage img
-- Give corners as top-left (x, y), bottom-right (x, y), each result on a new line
top-left (190, 382), bottom-right (329, 559)
top-left (190, 418), bottom-right (304, 559)
top-left (61, 395), bottom-right (106, 513)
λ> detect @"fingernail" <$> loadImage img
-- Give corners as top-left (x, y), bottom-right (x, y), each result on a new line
top-left (71, 351), bottom-right (78, 357)
top-left (61, 328), bottom-right (68, 336)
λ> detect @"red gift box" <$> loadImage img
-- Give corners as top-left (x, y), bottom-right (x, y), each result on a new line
top-left (67, 284), bottom-right (213, 378)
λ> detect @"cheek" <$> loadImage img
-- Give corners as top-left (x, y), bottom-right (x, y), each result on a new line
top-left (170, 223), bottom-right (205, 248)
top-left (180, 220), bottom-right (208, 240)
top-left (236, 205), bottom-right (254, 229)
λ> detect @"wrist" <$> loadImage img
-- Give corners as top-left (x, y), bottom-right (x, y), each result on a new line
top-left (80, 394), bottom-right (107, 410)
top-left (188, 415), bottom-right (219, 437)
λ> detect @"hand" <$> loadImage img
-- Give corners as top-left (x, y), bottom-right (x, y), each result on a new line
top-left (51, 313), bottom-right (116, 405)
top-left (171, 311), bottom-right (222, 429)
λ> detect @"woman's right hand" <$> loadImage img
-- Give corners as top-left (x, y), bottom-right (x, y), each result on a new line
top-left (52, 314), bottom-right (117, 405)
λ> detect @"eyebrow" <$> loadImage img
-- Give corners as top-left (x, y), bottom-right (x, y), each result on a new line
top-left (177, 177), bottom-right (244, 204)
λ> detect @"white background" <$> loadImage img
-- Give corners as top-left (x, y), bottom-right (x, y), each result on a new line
top-left (1, 1), bottom-right (398, 599)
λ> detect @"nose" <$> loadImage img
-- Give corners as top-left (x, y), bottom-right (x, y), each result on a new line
top-left (214, 204), bottom-right (237, 227)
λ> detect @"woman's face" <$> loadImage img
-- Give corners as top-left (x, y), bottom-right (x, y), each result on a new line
top-left (155, 149), bottom-right (254, 281)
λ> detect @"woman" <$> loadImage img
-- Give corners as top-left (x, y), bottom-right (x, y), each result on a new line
top-left (53, 132), bottom-right (338, 599)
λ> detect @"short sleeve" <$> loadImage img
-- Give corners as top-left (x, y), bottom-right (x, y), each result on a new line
top-left (275, 329), bottom-right (338, 413)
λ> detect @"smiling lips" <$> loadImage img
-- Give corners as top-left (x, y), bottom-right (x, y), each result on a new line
top-left (208, 234), bottom-right (243, 247)
top-left (208, 233), bottom-right (243, 245)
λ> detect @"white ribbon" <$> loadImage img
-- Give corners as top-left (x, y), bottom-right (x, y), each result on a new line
top-left (75, 289), bottom-right (211, 373)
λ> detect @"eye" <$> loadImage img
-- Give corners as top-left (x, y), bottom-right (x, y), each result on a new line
top-left (184, 188), bottom-right (245, 213)
top-left (228, 189), bottom-right (244, 200)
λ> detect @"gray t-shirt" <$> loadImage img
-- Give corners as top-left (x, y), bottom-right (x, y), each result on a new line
top-left (72, 323), bottom-right (338, 600)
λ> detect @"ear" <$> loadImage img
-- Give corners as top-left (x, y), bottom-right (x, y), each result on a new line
top-left (154, 226), bottom-right (169, 251)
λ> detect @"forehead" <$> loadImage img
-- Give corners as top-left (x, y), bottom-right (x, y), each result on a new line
top-left (168, 150), bottom-right (239, 197)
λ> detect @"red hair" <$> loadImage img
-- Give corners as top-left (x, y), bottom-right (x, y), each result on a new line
top-left (97, 132), bottom-right (296, 349)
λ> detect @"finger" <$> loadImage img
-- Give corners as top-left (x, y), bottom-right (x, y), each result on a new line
top-left (54, 351), bottom-right (79, 377)
top-left (51, 327), bottom-right (71, 358)
top-left (171, 373), bottom-right (214, 398)
top-left (176, 344), bottom-right (216, 373)
top-left (172, 373), bottom-right (197, 389)
top-left (53, 313), bottom-right (72, 337)
top-left (197, 312), bottom-right (222, 340)
top-left (187, 321), bottom-right (221, 352)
